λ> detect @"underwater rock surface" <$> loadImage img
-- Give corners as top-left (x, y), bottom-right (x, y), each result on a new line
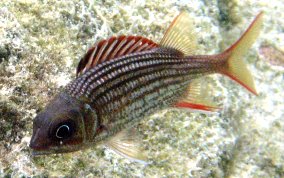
top-left (0, 0), bottom-right (283, 177)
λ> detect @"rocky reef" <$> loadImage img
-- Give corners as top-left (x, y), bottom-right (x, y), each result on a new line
top-left (0, 0), bottom-right (283, 177)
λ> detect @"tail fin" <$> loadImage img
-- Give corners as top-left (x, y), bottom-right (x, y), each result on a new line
top-left (220, 12), bottom-right (263, 95)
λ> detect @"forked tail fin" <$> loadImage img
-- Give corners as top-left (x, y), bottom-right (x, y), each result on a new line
top-left (219, 12), bottom-right (263, 95)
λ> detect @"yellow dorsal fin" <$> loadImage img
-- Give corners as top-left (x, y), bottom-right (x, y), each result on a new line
top-left (160, 12), bottom-right (197, 55)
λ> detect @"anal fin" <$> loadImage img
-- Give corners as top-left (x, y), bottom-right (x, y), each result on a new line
top-left (175, 102), bottom-right (219, 112)
top-left (174, 79), bottom-right (220, 112)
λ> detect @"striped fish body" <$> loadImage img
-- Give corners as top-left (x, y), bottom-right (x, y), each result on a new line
top-left (66, 48), bottom-right (221, 142)
top-left (29, 12), bottom-right (263, 156)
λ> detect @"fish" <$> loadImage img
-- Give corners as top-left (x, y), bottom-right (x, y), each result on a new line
top-left (29, 12), bottom-right (263, 160)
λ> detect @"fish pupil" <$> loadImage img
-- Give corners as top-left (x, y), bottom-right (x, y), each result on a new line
top-left (54, 121), bottom-right (75, 139)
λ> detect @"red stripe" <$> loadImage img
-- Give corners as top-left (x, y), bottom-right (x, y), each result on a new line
top-left (174, 101), bottom-right (219, 111)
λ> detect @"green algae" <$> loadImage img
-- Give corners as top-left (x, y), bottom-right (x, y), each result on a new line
top-left (0, 98), bottom-right (26, 149)
top-left (0, 45), bottom-right (10, 63)
top-left (217, 0), bottom-right (240, 27)
top-left (0, 0), bottom-right (284, 177)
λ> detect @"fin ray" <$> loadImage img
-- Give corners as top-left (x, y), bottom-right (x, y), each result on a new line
top-left (174, 79), bottom-right (219, 112)
top-left (106, 128), bottom-right (148, 164)
top-left (160, 12), bottom-right (197, 55)
top-left (77, 36), bottom-right (158, 76)
top-left (220, 12), bottom-right (263, 95)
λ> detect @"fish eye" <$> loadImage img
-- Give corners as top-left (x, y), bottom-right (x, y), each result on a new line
top-left (56, 125), bottom-right (71, 139)
top-left (52, 120), bottom-right (75, 140)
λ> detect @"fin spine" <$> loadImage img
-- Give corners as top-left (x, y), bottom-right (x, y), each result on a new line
top-left (77, 36), bottom-right (158, 76)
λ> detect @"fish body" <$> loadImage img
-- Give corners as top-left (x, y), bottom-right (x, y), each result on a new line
top-left (68, 48), bottom-right (223, 139)
top-left (30, 12), bottom-right (263, 157)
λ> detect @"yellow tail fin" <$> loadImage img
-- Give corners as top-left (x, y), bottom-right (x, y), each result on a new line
top-left (220, 12), bottom-right (263, 95)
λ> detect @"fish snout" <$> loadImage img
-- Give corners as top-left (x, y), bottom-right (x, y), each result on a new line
top-left (29, 129), bottom-right (50, 151)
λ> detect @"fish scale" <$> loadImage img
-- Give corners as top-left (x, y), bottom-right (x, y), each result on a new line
top-left (70, 49), bottom-right (212, 100)
top-left (101, 80), bottom-right (190, 139)
top-left (67, 49), bottom-right (216, 124)
top-left (102, 75), bottom-right (188, 116)
top-left (73, 50), bottom-right (177, 95)
top-left (89, 59), bottom-right (184, 99)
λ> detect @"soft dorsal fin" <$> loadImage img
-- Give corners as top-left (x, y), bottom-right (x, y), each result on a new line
top-left (160, 12), bottom-right (197, 56)
top-left (77, 36), bottom-right (158, 76)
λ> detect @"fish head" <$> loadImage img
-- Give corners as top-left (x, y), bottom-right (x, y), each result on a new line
top-left (30, 92), bottom-right (90, 155)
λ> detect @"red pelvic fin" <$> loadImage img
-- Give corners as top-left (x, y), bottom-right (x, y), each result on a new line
top-left (77, 36), bottom-right (158, 76)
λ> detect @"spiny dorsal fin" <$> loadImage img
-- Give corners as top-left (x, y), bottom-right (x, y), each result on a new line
top-left (77, 36), bottom-right (158, 76)
top-left (160, 12), bottom-right (197, 56)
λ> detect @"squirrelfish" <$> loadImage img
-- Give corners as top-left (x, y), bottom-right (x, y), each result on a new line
top-left (30, 12), bottom-right (263, 160)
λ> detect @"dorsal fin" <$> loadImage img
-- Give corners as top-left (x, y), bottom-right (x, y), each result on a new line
top-left (160, 12), bottom-right (197, 56)
top-left (76, 36), bottom-right (158, 76)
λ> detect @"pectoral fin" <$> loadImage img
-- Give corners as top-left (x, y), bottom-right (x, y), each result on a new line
top-left (106, 128), bottom-right (148, 164)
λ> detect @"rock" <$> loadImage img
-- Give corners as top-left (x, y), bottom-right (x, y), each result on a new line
top-left (0, 45), bottom-right (10, 63)
top-left (0, 0), bottom-right (283, 177)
